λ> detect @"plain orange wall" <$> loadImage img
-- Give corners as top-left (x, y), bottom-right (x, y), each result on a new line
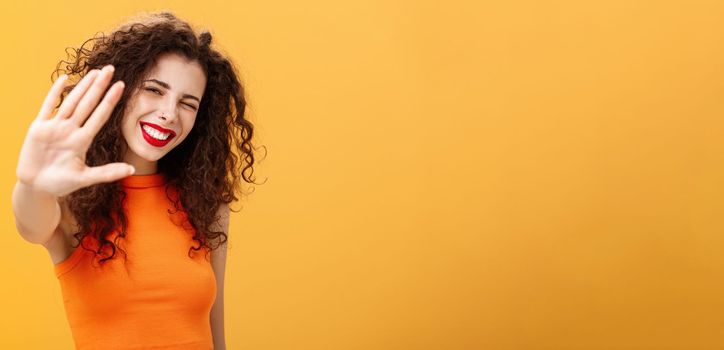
top-left (2, 0), bottom-right (724, 349)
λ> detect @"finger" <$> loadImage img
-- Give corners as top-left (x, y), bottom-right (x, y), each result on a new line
top-left (55, 69), bottom-right (100, 120)
top-left (79, 80), bottom-right (125, 139)
top-left (79, 162), bottom-right (136, 187)
top-left (36, 74), bottom-right (69, 122)
top-left (69, 65), bottom-right (116, 126)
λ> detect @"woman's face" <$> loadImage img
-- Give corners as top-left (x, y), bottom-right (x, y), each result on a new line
top-left (120, 52), bottom-right (207, 173)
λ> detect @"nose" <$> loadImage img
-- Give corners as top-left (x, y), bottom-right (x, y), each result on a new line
top-left (157, 99), bottom-right (178, 123)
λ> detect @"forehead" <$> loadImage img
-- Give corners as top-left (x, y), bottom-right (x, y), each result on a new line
top-left (143, 52), bottom-right (207, 97)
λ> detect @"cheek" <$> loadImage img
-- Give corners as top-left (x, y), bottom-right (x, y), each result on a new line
top-left (120, 112), bottom-right (137, 134)
top-left (119, 118), bottom-right (134, 145)
top-left (181, 115), bottom-right (198, 136)
top-left (120, 97), bottom-right (141, 127)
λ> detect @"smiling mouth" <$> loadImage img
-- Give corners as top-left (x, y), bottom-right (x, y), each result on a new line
top-left (140, 122), bottom-right (175, 147)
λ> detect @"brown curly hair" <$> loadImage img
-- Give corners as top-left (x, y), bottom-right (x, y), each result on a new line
top-left (53, 12), bottom-right (264, 264)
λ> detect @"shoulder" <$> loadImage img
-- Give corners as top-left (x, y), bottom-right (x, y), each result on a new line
top-left (212, 203), bottom-right (230, 238)
top-left (210, 203), bottom-right (230, 280)
top-left (217, 202), bottom-right (230, 220)
top-left (211, 203), bottom-right (230, 253)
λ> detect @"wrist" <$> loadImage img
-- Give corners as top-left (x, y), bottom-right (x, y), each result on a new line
top-left (14, 179), bottom-right (57, 199)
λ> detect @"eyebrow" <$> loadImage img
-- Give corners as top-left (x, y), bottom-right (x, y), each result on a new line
top-left (143, 79), bottom-right (201, 103)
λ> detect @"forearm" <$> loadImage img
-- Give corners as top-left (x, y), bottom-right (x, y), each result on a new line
top-left (12, 180), bottom-right (61, 244)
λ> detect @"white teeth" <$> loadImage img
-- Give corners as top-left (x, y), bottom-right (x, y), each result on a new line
top-left (142, 125), bottom-right (171, 141)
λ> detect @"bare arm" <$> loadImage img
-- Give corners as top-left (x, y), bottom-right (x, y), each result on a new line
top-left (12, 180), bottom-right (61, 244)
top-left (12, 66), bottom-right (133, 245)
top-left (210, 203), bottom-right (230, 349)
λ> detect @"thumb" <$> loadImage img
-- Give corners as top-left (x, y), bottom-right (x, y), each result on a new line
top-left (80, 163), bottom-right (135, 187)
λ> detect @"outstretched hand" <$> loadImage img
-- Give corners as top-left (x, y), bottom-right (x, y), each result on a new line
top-left (16, 65), bottom-right (135, 197)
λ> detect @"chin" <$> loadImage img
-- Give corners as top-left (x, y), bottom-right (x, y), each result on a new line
top-left (129, 143), bottom-right (167, 162)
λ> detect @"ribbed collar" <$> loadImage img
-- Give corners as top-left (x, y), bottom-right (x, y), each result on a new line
top-left (120, 173), bottom-right (167, 188)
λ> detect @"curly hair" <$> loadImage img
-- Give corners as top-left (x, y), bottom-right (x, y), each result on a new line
top-left (53, 12), bottom-right (264, 265)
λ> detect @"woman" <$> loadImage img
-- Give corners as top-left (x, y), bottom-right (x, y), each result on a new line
top-left (11, 11), bottom-right (260, 349)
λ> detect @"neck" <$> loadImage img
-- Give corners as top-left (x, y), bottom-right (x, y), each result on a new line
top-left (122, 144), bottom-right (158, 175)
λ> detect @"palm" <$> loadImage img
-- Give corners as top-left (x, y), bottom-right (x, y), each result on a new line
top-left (18, 118), bottom-right (92, 196)
top-left (16, 66), bottom-right (134, 197)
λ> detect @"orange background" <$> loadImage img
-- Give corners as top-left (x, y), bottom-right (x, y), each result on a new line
top-left (2, 0), bottom-right (724, 349)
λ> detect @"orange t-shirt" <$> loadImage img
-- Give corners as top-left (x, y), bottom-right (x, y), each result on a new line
top-left (54, 173), bottom-right (216, 350)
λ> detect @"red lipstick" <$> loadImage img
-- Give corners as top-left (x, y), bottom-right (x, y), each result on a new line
top-left (140, 121), bottom-right (176, 147)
